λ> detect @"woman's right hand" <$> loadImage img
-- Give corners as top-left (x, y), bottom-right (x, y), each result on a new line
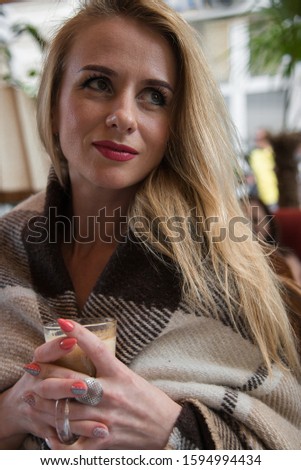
top-left (0, 370), bottom-right (57, 449)
top-left (0, 336), bottom-right (80, 449)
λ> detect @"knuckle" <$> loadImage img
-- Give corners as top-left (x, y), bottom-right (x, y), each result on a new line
top-left (93, 341), bottom-right (107, 357)
top-left (38, 379), bottom-right (50, 397)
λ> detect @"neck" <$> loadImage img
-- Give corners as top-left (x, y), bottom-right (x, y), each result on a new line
top-left (67, 183), bottom-right (136, 246)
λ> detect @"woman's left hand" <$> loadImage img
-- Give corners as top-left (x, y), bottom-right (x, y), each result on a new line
top-left (33, 319), bottom-right (181, 450)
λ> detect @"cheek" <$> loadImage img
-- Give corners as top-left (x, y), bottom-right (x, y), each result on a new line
top-left (156, 126), bottom-right (170, 161)
top-left (59, 99), bottom-right (81, 131)
top-left (60, 113), bottom-right (77, 135)
top-left (57, 90), bottom-right (88, 134)
top-left (56, 103), bottom-right (84, 160)
top-left (144, 116), bottom-right (170, 155)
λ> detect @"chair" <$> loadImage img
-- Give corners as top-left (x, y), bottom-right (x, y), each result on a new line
top-left (274, 208), bottom-right (301, 260)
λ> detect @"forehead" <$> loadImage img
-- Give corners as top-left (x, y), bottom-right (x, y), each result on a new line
top-left (65, 16), bottom-right (177, 83)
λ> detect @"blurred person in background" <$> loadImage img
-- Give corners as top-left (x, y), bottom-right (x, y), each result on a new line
top-left (248, 128), bottom-right (279, 212)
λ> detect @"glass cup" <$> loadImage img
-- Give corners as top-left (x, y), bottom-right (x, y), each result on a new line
top-left (43, 318), bottom-right (117, 444)
top-left (44, 318), bottom-right (117, 376)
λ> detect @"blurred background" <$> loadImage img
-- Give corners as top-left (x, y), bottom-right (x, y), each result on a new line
top-left (1, 1), bottom-right (301, 223)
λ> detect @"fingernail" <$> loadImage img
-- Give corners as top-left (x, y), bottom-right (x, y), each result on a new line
top-left (58, 318), bottom-right (74, 332)
top-left (59, 337), bottom-right (77, 350)
top-left (22, 393), bottom-right (36, 407)
top-left (23, 362), bottom-right (41, 376)
top-left (71, 381), bottom-right (88, 396)
top-left (92, 427), bottom-right (109, 438)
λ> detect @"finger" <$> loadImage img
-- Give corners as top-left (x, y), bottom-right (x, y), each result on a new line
top-left (21, 392), bottom-right (64, 436)
top-left (71, 421), bottom-right (110, 440)
top-left (22, 377), bottom-right (88, 412)
top-left (23, 360), bottom-right (87, 381)
top-left (20, 394), bottom-right (56, 436)
top-left (36, 378), bottom-right (89, 401)
top-left (56, 319), bottom-right (120, 376)
top-left (34, 336), bottom-right (78, 363)
top-left (21, 392), bottom-right (55, 418)
top-left (22, 392), bottom-right (110, 443)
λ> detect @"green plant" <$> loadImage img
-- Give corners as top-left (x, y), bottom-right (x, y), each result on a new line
top-left (249, 0), bottom-right (301, 78)
top-left (0, 7), bottom-right (46, 97)
top-left (249, 0), bottom-right (301, 123)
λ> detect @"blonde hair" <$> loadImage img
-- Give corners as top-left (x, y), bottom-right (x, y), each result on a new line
top-left (37, 0), bottom-right (300, 374)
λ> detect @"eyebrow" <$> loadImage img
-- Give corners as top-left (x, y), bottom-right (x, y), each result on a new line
top-left (78, 65), bottom-right (117, 76)
top-left (78, 64), bottom-right (174, 94)
top-left (142, 79), bottom-right (174, 94)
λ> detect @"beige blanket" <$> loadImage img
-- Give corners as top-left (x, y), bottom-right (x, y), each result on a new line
top-left (1, 172), bottom-right (300, 449)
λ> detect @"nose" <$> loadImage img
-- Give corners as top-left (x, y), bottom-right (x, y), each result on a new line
top-left (105, 95), bottom-right (137, 134)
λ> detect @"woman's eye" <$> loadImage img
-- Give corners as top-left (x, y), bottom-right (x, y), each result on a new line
top-left (139, 88), bottom-right (167, 107)
top-left (82, 76), bottom-right (111, 92)
top-left (150, 90), bottom-right (165, 105)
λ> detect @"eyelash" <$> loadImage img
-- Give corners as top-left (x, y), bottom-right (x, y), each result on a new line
top-left (80, 74), bottom-right (168, 107)
top-left (81, 74), bottom-right (110, 91)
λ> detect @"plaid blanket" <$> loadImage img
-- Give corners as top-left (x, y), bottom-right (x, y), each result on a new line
top-left (1, 172), bottom-right (300, 449)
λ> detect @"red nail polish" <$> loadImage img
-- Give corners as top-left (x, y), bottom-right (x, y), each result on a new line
top-left (71, 381), bottom-right (88, 396)
top-left (23, 362), bottom-right (41, 376)
top-left (58, 318), bottom-right (74, 332)
top-left (59, 337), bottom-right (77, 350)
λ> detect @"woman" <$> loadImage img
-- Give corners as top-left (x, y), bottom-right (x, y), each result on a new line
top-left (0, 0), bottom-right (300, 450)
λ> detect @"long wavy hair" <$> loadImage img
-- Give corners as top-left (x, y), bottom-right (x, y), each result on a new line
top-left (37, 0), bottom-right (300, 374)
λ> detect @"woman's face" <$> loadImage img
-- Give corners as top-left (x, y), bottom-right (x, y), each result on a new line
top-left (54, 16), bottom-right (177, 196)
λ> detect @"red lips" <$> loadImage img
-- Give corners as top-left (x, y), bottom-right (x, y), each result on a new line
top-left (93, 140), bottom-right (138, 162)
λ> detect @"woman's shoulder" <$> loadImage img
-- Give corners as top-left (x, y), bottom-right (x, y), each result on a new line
top-left (0, 191), bottom-right (46, 245)
top-left (10, 191), bottom-right (46, 214)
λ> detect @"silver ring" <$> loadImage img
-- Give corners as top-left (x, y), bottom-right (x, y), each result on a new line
top-left (75, 378), bottom-right (103, 406)
top-left (55, 398), bottom-right (78, 444)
